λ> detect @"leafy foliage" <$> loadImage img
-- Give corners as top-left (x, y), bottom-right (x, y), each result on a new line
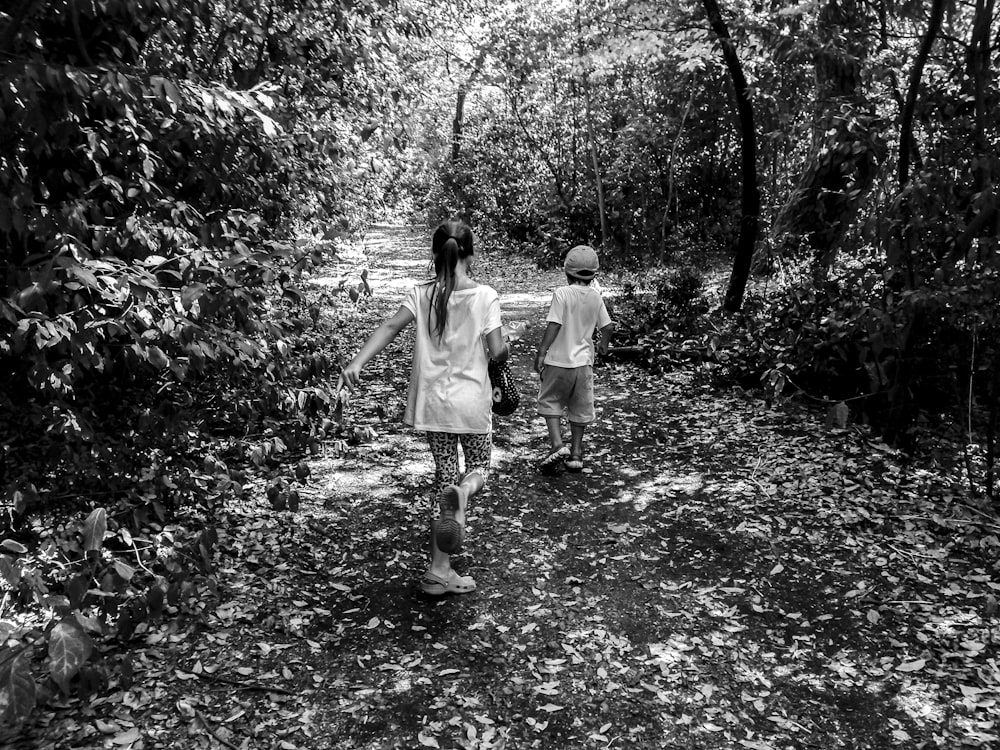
top-left (611, 262), bottom-right (712, 372)
top-left (400, 0), bottom-right (750, 267)
top-left (0, 0), bottom-right (425, 731)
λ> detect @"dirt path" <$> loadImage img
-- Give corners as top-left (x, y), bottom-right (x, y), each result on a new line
top-left (31, 225), bottom-right (996, 749)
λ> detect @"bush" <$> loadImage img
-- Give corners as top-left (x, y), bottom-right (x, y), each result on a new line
top-left (721, 257), bottom-right (1000, 452)
top-left (611, 265), bottom-right (710, 372)
top-left (0, 1), bottom-right (391, 729)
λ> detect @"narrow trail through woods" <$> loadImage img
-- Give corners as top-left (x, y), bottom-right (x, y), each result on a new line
top-left (36, 226), bottom-right (994, 750)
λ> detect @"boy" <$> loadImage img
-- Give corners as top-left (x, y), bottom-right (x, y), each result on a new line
top-left (534, 245), bottom-right (614, 473)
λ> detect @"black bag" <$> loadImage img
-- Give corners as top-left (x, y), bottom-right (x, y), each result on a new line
top-left (488, 359), bottom-right (520, 416)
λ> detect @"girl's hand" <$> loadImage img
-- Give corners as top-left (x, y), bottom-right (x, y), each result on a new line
top-left (338, 361), bottom-right (362, 393)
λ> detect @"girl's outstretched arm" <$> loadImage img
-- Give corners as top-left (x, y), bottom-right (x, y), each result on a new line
top-left (339, 306), bottom-right (415, 391)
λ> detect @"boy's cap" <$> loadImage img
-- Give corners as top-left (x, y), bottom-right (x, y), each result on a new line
top-left (564, 245), bottom-right (599, 279)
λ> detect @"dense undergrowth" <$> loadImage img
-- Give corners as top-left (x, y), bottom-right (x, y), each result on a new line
top-left (0, 238), bottom-right (373, 732)
top-left (607, 250), bottom-right (1000, 505)
top-left (0, 0), bottom-right (413, 728)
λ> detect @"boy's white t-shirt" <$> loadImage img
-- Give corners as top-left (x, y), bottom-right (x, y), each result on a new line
top-left (401, 282), bottom-right (502, 433)
top-left (543, 284), bottom-right (612, 368)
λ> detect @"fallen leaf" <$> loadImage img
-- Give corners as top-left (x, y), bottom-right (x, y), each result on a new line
top-left (112, 727), bottom-right (140, 745)
top-left (417, 731), bottom-right (440, 748)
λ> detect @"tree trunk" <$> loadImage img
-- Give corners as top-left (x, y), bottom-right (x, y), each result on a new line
top-left (898, 0), bottom-right (945, 190)
top-left (660, 81), bottom-right (696, 263)
top-left (882, 0), bottom-right (947, 444)
top-left (701, 0), bottom-right (760, 312)
top-left (452, 86), bottom-right (466, 163)
top-left (506, 92), bottom-right (570, 211)
top-left (576, 2), bottom-right (609, 249)
top-left (965, 0), bottom-right (997, 262)
top-left (583, 74), bottom-right (610, 250)
top-left (770, 0), bottom-right (876, 278)
top-left (894, 0), bottom-right (945, 283)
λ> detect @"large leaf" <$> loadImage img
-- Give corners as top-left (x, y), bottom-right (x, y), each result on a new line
top-left (48, 619), bottom-right (94, 694)
top-left (0, 650), bottom-right (36, 725)
top-left (82, 508), bottom-right (107, 557)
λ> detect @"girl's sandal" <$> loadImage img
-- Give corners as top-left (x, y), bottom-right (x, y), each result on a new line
top-left (565, 454), bottom-right (584, 472)
top-left (435, 485), bottom-right (465, 554)
top-left (420, 570), bottom-right (477, 596)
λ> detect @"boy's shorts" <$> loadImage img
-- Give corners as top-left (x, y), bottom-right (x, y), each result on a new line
top-left (536, 364), bottom-right (595, 424)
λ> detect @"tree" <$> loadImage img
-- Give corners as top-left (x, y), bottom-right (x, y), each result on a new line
top-left (701, 0), bottom-right (760, 311)
top-left (769, 0), bottom-right (881, 278)
top-left (893, 0), bottom-right (946, 284)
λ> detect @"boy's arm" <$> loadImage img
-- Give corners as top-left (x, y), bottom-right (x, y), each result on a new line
top-left (534, 322), bottom-right (562, 373)
top-left (597, 321), bottom-right (614, 356)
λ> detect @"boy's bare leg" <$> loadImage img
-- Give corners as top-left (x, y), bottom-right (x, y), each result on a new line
top-left (569, 421), bottom-right (586, 458)
top-left (545, 416), bottom-right (564, 450)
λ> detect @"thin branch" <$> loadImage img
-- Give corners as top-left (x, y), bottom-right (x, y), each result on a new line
top-left (197, 672), bottom-right (296, 695)
top-left (503, 91), bottom-right (570, 210)
top-left (194, 710), bottom-right (240, 750)
top-left (426, 37), bottom-right (486, 79)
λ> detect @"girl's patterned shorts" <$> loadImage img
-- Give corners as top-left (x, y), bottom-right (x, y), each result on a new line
top-left (425, 431), bottom-right (492, 493)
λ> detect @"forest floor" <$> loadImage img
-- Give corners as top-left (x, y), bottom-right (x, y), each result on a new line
top-left (20, 226), bottom-right (1000, 749)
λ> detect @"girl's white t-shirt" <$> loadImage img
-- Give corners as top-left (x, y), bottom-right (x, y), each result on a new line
top-left (543, 284), bottom-right (612, 368)
top-left (401, 282), bottom-right (502, 434)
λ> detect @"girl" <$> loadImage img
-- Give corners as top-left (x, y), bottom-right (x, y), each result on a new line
top-left (338, 220), bottom-right (509, 596)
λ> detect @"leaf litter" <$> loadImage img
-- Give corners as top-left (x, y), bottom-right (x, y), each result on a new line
top-left (14, 226), bottom-right (1000, 749)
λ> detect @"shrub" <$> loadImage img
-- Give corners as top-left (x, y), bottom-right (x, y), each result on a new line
top-left (611, 265), bottom-right (710, 372)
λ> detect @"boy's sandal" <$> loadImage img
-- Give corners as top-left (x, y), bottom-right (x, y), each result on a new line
top-left (538, 446), bottom-right (570, 474)
top-left (565, 454), bottom-right (584, 472)
top-left (435, 485), bottom-right (465, 554)
top-left (420, 570), bottom-right (477, 596)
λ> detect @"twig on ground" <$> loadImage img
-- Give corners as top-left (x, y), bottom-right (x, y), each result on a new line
top-left (954, 501), bottom-right (1000, 530)
top-left (198, 672), bottom-right (296, 695)
top-left (899, 513), bottom-right (1000, 533)
top-left (885, 542), bottom-right (943, 561)
top-left (749, 451), bottom-right (770, 497)
top-left (195, 710), bottom-right (240, 750)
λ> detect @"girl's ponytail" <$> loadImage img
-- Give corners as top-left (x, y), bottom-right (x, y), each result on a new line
top-left (428, 221), bottom-right (473, 340)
